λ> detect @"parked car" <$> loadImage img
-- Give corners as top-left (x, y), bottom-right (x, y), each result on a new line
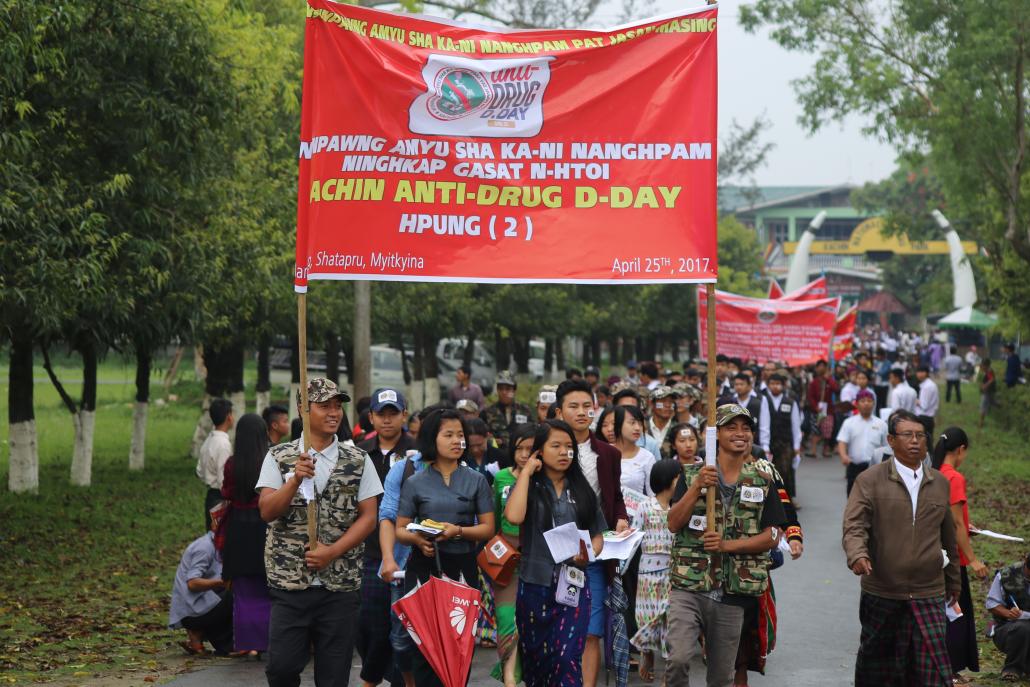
top-left (437, 338), bottom-right (495, 394)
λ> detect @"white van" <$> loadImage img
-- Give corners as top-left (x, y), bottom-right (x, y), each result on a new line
top-left (437, 338), bottom-right (495, 393)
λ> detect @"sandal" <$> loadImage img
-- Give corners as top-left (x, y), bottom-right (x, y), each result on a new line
top-left (1000, 672), bottom-right (1019, 682)
top-left (638, 652), bottom-right (655, 683)
top-left (178, 640), bottom-right (206, 656)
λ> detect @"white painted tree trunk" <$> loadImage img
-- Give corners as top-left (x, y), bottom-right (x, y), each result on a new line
top-left (230, 391), bottom-right (246, 425)
top-left (289, 383), bottom-right (301, 421)
top-left (191, 394), bottom-right (213, 460)
top-left (129, 401), bottom-right (148, 471)
top-left (408, 380), bottom-right (425, 411)
top-left (8, 420), bottom-right (39, 493)
top-left (255, 390), bottom-right (270, 415)
top-left (424, 378), bottom-right (441, 405)
top-left (70, 409), bottom-right (96, 487)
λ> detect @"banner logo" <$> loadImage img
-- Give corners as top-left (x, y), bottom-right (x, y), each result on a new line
top-left (757, 309), bottom-right (777, 324)
top-left (410, 55), bottom-right (553, 138)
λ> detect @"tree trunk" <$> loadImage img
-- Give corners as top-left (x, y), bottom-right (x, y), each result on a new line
top-left (494, 328), bottom-right (511, 372)
top-left (71, 337), bottom-right (98, 487)
top-left (555, 337), bottom-right (565, 372)
top-left (462, 332), bottom-right (476, 369)
top-left (255, 338), bottom-right (271, 415)
top-left (589, 335), bottom-right (601, 369)
top-left (8, 333), bottom-right (38, 493)
top-left (325, 331), bottom-right (340, 385)
top-left (421, 332), bottom-right (441, 403)
top-left (609, 337), bottom-right (620, 368)
top-left (512, 336), bottom-right (530, 373)
top-left (544, 338), bottom-right (554, 377)
top-left (227, 344), bottom-right (246, 425)
top-left (410, 330), bottom-right (425, 409)
top-left (622, 337), bottom-right (635, 366)
top-left (129, 347), bottom-right (151, 471)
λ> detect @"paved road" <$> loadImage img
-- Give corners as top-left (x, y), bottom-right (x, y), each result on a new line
top-left (164, 457), bottom-right (860, 686)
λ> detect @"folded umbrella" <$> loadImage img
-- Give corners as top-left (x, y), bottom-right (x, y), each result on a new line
top-left (393, 574), bottom-right (481, 687)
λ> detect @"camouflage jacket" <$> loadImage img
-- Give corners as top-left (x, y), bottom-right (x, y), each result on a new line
top-left (263, 438), bottom-right (366, 592)
top-left (998, 563), bottom-right (1030, 626)
top-left (671, 460), bottom-right (773, 596)
top-left (481, 402), bottom-right (532, 449)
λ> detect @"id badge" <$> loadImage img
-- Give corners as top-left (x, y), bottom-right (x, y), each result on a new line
top-left (741, 486), bottom-right (764, 503)
top-left (688, 514), bottom-right (707, 531)
top-left (555, 564), bottom-right (585, 607)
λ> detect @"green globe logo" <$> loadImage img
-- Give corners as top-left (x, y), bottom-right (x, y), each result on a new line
top-left (428, 68), bottom-right (490, 121)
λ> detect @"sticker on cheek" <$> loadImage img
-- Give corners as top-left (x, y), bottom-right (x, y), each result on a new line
top-left (460, 440), bottom-right (467, 450)
top-left (587, 409), bottom-right (596, 418)
top-left (567, 450), bottom-right (575, 458)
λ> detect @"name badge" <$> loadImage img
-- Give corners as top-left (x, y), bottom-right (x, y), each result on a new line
top-left (688, 514), bottom-right (707, 531)
top-left (556, 565), bottom-right (585, 607)
top-left (515, 414), bottom-right (528, 424)
top-left (390, 454), bottom-right (405, 466)
top-left (741, 486), bottom-right (764, 503)
top-left (780, 406), bottom-right (792, 414)
top-left (501, 485), bottom-right (512, 500)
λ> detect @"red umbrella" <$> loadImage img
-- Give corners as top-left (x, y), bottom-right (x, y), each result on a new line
top-left (393, 575), bottom-right (481, 687)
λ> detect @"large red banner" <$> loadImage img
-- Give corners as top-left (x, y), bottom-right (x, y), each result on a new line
top-left (698, 288), bottom-right (840, 366)
top-left (294, 1), bottom-right (718, 290)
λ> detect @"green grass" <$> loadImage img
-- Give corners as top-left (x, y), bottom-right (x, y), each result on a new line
top-left (0, 353), bottom-right (295, 685)
top-left (0, 369), bottom-right (1026, 685)
top-left (937, 385), bottom-right (1030, 685)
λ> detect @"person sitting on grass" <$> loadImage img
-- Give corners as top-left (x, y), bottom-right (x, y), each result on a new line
top-left (168, 516), bottom-right (233, 656)
top-left (986, 552), bottom-right (1030, 681)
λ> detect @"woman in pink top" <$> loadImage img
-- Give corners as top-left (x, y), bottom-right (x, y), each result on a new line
top-left (933, 426), bottom-right (988, 683)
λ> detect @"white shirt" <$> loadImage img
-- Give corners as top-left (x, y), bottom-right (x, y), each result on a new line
top-left (619, 448), bottom-right (656, 496)
top-left (196, 429), bottom-right (232, 490)
top-left (255, 436), bottom-right (384, 502)
top-left (578, 439), bottom-right (601, 498)
top-left (917, 378), bottom-right (940, 417)
top-left (889, 382), bottom-right (918, 413)
top-left (648, 416), bottom-right (672, 447)
top-left (893, 457), bottom-right (923, 521)
top-left (837, 414), bottom-right (888, 465)
top-left (840, 382), bottom-right (860, 404)
top-left (759, 392), bottom-right (802, 454)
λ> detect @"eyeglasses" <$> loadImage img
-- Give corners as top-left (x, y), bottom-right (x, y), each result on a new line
top-left (892, 431), bottom-right (928, 442)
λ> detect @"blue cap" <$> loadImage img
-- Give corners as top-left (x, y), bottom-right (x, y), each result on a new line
top-left (626, 359), bottom-right (638, 369)
top-left (370, 387), bottom-right (406, 412)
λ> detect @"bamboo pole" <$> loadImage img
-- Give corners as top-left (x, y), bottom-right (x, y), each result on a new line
top-left (705, 283), bottom-right (717, 532)
top-left (298, 293), bottom-right (317, 551)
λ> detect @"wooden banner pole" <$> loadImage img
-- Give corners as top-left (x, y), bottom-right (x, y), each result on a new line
top-left (705, 282), bottom-right (717, 532)
top-left (298, 293), bottom-right (317, 551)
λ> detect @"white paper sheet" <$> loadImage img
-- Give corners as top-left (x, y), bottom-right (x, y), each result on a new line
top-left (543, 522), bottom-right (595, 563)
top-left (284, 472), bottom-right (316, 503)
top-left (704, 427), bottom-right (717, 467)
top-left (969, 526), bottom-right (1024, 542)
top-left (598, 529), bottom-right (644, 561)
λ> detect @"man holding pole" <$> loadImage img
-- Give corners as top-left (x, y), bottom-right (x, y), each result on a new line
top-left (666, 404), bottom-right (786, 687)
top-left (257, 378), bottom-right (384, 687)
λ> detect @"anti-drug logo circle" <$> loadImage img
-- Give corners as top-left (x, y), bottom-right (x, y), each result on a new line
top-left (428, 68), bottom-right (491, 121)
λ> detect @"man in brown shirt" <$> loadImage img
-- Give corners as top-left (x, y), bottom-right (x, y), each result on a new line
top-left (842, 409), bottom-right (960, 687)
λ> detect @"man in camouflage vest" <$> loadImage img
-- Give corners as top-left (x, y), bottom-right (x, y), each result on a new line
top-left (256, 378), bottom-right (384, 687)
top-left (480, 370), bottom-right (532, 451)
top-left (986, 553), bottom-right (1030, 679)
top-left (666, 404), bottom-right (787, 687)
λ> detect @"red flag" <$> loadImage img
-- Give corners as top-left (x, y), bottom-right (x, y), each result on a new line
top-left (767, 279), bottom-right (784, 299)
top-left (294, 1), bottom-right (719, 290)
top-left (780, 276), bottom-right (828, 301)
top-left (832, 305), bottom-right (858, 361)
top-left (698, 288), bottom-right (840, 366)
top-left (393, 575), bottom-right (481, 687)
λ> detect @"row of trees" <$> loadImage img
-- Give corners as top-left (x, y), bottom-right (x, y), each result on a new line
top-left (2, 1), bottom-right (767, 493)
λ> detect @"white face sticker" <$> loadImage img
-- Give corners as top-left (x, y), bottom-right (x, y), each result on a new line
top-left (378, 389), bottom-right (398, 403)
top-left (654, 401), bottom-right (667, 409)
top-left (459, 439), bottom-right (467, 450)
top-left (587, 408), bottom-right (596, 418)
top-left (679, 429), bottom-right (693, 438)
top-left (566, 449), bottom-right (575, 458)
top-left (741, 486), bottom-right (764, 503)
top-left (539, 391), bottom-right (557, 404)
top-left (688, 514), bottom-right (707, 531)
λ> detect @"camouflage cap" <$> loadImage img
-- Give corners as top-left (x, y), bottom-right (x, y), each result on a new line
top-left (297, 377), bottom-right (350, 405)
top-left (456, 399), bottom-right (480, 414)
top-left (650, 386), bottom-right (674, 401)
top-left (496, 370), bottom-right (517, 388)
top-left (715, 403), bottom-right (753, 427)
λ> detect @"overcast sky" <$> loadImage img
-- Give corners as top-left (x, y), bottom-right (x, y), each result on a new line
top-left (594, 1), bottom-right (900, 187)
